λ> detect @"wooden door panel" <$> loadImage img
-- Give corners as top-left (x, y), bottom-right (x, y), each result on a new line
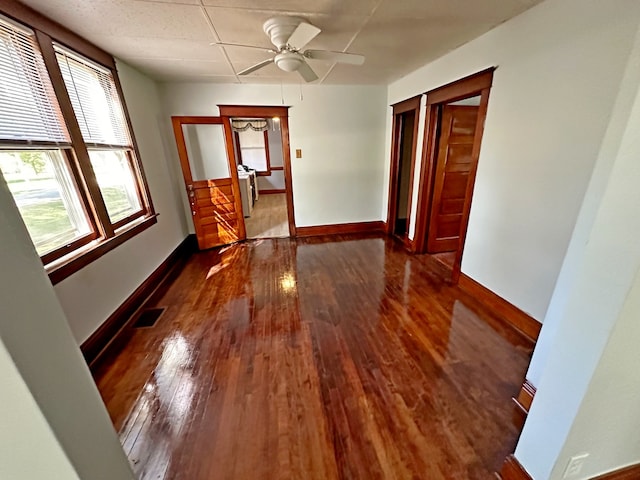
top-left (440, 198), bottom-right (465, 215)
top-left (427, 106), bottom-right (479, 253)
top-left (172, 116), bottom-right (245, 251)
top-left (198, 203), bottom-right (236, 217)
top-left (436, 215), bottom-right (462, 236)
top-left (444, 145), bottom-right (473, 171)
top-left (441, 172), bottom-right (469, 199)
top-left (194, 185), bottom-right (234, 201)
top-left (200, 212), bottom-right (237, 227)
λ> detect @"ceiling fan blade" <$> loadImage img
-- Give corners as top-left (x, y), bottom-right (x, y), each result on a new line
top-left (213, 42), bottom-right (275, 53)
top-left (238, 58), bottom-right (274, 76)
top-left (297, 60), bottom-right (318, 83)
top-left (304, 50), bottom-right (365, 65)
top-left (286, 22), bottom-right (321, 50)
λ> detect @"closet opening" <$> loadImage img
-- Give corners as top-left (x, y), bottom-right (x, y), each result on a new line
top-left (386, 96), bottom-right (421, 245)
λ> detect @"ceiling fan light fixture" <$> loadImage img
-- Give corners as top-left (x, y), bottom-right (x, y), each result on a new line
top-left (274, 51), bottom-right (303, 72)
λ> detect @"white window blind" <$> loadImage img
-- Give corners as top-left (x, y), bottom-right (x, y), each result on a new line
top-left (0, 16), bottom-right (69, 143)
top-left (54, 45), bottom-right (130, 147)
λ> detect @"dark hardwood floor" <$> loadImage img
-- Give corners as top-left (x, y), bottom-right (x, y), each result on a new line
top-left (93, 234), bottom-right (533, 480)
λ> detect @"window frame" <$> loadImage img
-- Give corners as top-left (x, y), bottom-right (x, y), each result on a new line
top-left (0, 3), bottom-right (157, 285)
top-left (234, 129), bottom-right (272, 176)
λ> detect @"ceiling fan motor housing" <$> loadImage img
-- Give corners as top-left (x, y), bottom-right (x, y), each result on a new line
top-left (263, 16), bottom-right (303, 49)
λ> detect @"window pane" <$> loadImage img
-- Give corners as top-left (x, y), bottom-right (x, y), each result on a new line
top-left (55, 46), bottom-right (130, 147)
top-left (88, 150), bottom-right (142, 223)
top-left (0, 150), bottom-right (92, 255)
top-left (238, 129), bottom-right (267, 172)
top-left (0, 16), bottom-right (69, 143)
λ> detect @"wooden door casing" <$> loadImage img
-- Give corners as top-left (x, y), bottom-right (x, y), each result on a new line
top-left (386, 96), bottom-right (421, 242)
top-left (412, 67), bottom-right (495, 282)
top-left (172, 116), bottom-right (246, 250)
top-left (427, 105), bottom-right (479, 253)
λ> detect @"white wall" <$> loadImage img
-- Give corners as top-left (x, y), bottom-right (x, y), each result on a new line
top-left (386, 0), bottom-right (640, 321)
top-left (0, 339), bottom-right (80, 480)
top-left (160, 83), bottom-right (388, 229)
top-left (54, 61), bottom-right (188, 343)
top-left (0, 157), bottom-right (135, 479)
top-left (515, 25), bottom-right (640, 476)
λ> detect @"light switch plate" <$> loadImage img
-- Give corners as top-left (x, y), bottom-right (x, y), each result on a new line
top-left (563, 453), bottom-right (589, 478)
top-left (296, 149), bottom-right (302, 158)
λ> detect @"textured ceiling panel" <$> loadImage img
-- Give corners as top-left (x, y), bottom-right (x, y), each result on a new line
top-left (20, 0), bottom-right (212, 40)
top-left (94, 36), bottom-right (225, 62)
top-left (202, 0), bottom-right (378, 16)
top-left (374, 0), bottom-right (536, 20)
top-left (15, 0), bottom-right (544, 85)
top-left (131, 57), bottom-right (234, 77)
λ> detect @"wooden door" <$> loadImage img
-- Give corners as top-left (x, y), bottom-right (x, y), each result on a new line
top-left (427, 105), bottom-right (479, 253)
top-left (172, 116), bottom-right (245, 250)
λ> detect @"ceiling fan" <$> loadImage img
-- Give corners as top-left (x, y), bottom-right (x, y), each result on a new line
top-left (215, 16), bottom-right (365, 82)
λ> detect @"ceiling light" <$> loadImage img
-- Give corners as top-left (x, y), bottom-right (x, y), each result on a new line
top-left (274, 51), bottom-right (303, 72)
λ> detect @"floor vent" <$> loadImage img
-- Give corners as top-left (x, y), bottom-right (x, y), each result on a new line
top-left (133, 307), bottom-right (166, 328)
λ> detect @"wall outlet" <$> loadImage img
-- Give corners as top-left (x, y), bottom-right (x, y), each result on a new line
top-left (563, 453), bottom-right (589, 478)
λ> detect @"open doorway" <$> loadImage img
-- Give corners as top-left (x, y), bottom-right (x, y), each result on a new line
top-left (413, 68), bottom-right (495, 282)
top-left (219, 105), bottom-right (296, 239)
top-left (231, 117), bottom-right (289, 239)
top-left (387, 96), bottom-right (420, 245)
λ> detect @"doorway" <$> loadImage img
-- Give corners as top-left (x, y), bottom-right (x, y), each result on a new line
top-left (387, 96), bottom-right (420, 244)
top-left (219, 105), bottom-right (296, 239)
top-left (171, 116), bottom-right (246, 251)
top-left (231, 117), bottom-right (290, 239)
top-left (413, 68), bottom-right (495, 282)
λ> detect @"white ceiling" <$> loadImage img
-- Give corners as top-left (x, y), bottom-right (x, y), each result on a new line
top-left (17, 0), bottom-right (542, 85)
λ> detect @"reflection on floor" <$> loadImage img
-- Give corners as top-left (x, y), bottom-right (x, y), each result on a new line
top-left (432, 251), bottom-right (456, 269)
top-left (245, 193), bottom-right (288, 239)
top-left (94, 234), bottom-right (534, 480)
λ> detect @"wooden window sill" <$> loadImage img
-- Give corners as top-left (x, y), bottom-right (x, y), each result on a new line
top-left (46, 214), bottom-right (158, 285)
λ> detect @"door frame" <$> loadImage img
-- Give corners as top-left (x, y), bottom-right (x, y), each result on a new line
top-left (218, 105), bottom-right (296, 237)
top-left (413, 67), bottom-right (495, 282)
top-left (386, 95), bottom-right (421, 244)
top-left (171, 115), bottom-right (247, 245)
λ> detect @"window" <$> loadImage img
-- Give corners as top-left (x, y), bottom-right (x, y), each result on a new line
top-left (236, 129), bottom-right (271, 175)
top-left (0, 13), bottom-right (155, 283)
top-left (0, 150), bottom-right (93, 257)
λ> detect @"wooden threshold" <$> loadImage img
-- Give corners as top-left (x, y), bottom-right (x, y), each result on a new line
top-left (459, 273), bottom-right (541, 342)
top-left (80, 234), bottom-right (197, 369)
top-left (296, 221), bottom-right (386, 237)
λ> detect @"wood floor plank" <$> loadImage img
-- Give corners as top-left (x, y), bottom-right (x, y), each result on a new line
top-left (93, 234), bottom-right (533, 480)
